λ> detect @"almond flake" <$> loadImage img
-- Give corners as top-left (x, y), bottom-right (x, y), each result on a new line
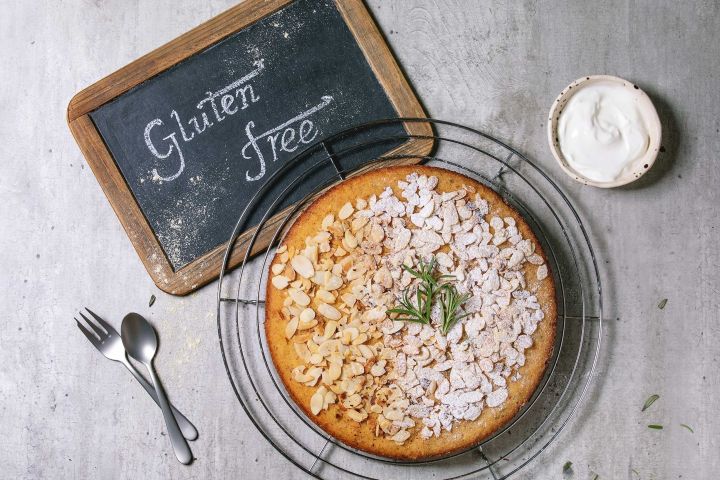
top-left (338, 202), bottom-right (354, 220)
top-left (288, 288), bottom-right (310, 306)
top-left (285, 318), bottom-right (299, 339)
top-left (536, 264), bottom-right (548, 280)
top-left (317, 303), bottom-right (341, 320)
top-left (271, 275), bottom-right (290, 290)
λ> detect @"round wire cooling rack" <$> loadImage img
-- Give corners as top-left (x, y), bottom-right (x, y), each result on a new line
top-left (216, 118), bottom-right (603, 479)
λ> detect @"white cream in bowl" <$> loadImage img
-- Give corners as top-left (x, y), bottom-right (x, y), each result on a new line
top-left (548, 75), bottom-right (662, 187)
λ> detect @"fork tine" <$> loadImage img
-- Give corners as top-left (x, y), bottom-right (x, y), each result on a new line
top-left (79, 311), bottom-right (107, 338)
top-left (75, 318), bottom-right (101, 347)
top-left (85, 308), bottom-right (116, 335)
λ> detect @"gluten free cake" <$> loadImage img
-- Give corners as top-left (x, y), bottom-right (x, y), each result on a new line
top-left (265, 165), bottom-right (556, 460)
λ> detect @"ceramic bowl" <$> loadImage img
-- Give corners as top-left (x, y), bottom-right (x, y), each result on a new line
top-left (547, 75), bottom-right (662, 188)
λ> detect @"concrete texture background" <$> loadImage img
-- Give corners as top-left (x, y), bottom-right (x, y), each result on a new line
top-left (1, 0), bottom-right (718, 478)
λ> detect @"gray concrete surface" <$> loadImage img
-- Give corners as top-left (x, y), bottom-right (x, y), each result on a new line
top-left (1, 0), bottom-right (719, 478)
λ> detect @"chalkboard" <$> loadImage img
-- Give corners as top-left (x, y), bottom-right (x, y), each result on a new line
top-left (68, 0), bottom-right (432, 294)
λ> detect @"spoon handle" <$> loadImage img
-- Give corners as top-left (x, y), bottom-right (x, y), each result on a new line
top-left (146, 363), bottom-right (193, 464)
top-left (121, 356), bottom-right (198, 440)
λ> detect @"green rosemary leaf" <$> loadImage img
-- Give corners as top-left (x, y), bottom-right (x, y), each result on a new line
top-left (592, 473), bottom-right (600, 480)
top-left (641, 394), bottom-right (659, 412)
top-left (439, 283), bottom-right (470, 335)
top-left (149, 294), bottom-right (156, 307)
top-left (680, 423), bottom-right (694, 433)
top-left (657, 298), bottom-right (668, 309)
top-left (390, 256), bottom-right (470, 333)
top-left (631, 468), bottom-right (640, 478)
top-left (647, 424), bottom-right (663, 430)
top-left (562, 461), bottom-right (573, 473)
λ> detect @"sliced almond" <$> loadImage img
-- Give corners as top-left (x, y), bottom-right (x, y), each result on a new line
top-left (370, 362), bottom-right (386, 377)
top-left (340, 293), bottom-right (356, 307)
top-left (324, 274), bottom-right (343, 291)
top-left (384, 408), bottom-right (404, 421)
top-left (271, 275), bottom-right (290, 290)
top-left (298, 319), bottom-right (318, 331)
top-left (323, 321), bottom-right (338, 339)
top-left (291, 254), bottom-right (315, 279)
top-left (316, 289), bottom-right (336, 303)
top-left (305, 244), bottom-right (319, 265)
top-left (285, 318), bottom-right (299, 339)
top-left (418, 200), bottom-right (434, 218)
top-left (343, 393), bottom-right (362, 408)
top-left (327, 362), bottom-right (342, 382)
top-left (299, 308), bottom-right (316, 323)
top-left (317, 302), bottom-right (341, 320)
top-left (343, 229), bottom-right (358, 250)
top-left (310, 388), bottom-right (325, 415)
top-left (390, 429), bottom-right (410, 443)
top-left (351, 216), bottom-right (369, 232)
top-left (358, 344), bottom-right (374, 359)
top-left (341, 327), bottom-right (359, 344)
top-left (536, 264), bottom-right (548, 281)
top-left (394, 228), bottom-right (411, 250)
top-left (338, 202), bottom-right (354, 220)
top-left (318, 339), bottom-right (338, 357)
top-left (369, 223), bottom-right (385, 243)
top-left (288, 288), bottom-right (311, 306)
top-left (346, 409), bottom-right (368, 422)
top-left (321, 214), bottom-right (335, 230)
top-left (323, 390), bottom-right (337, 409)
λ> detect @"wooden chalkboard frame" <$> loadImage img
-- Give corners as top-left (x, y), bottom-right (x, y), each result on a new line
top-left (67, 0), bottom-right (433, 295)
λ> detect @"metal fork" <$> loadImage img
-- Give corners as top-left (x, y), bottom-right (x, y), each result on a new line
top-left (75, 308), bottom-right (198, 441)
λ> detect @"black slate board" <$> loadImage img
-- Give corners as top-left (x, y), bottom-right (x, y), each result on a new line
top-left (90, 0), bottom-right (406, 270)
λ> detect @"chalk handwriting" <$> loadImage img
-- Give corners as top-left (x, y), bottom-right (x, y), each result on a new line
top-left (243, 95), bottom-right (333, 181)
top-left (143, 59), bottom-right (331, 184)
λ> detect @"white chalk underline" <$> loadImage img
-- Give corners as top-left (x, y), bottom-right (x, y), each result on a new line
top-left (251, 95), bottom-right (334, 141)
top-left (196, 59), bottom-right (265, 109)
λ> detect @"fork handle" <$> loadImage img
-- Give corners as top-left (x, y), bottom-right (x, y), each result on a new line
top-left (121, 357), bottom-right (198, 441)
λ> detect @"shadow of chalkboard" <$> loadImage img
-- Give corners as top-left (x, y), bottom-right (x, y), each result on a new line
top-left (69, 0), bottom-right (432, 294)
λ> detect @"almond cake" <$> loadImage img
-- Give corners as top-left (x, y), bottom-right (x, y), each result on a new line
top-left (264, 165), bottom-right (556, 460)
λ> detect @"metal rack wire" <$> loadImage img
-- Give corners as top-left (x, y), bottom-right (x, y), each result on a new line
top-left (216, 118), bottom-right (603, 479)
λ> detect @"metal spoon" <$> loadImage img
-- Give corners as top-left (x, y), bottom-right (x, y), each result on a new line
top-left (121, 313), bottom-right (193, 465)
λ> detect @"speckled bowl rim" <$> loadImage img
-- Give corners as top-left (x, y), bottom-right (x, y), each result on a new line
top-left (547, 75), bottom-right (662, 188)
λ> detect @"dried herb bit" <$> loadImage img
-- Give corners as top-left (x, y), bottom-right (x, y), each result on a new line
top-left (631, 469), bottom-right (640, 478)
top-left (647, 424), bottom-right (663, 430)
top-left (680, 423), bottom-right (694, 433)
top-left (562, 461), bottom-right (573, 473)
top-left (641, 394), bottom-right (659, 412)
top-left (657, 298), bottom-right (668, 309)
top-left (592, 474), bottom-right (600, 480)
top-left (149, 294), bottom-right (156, 307)
top-left (439, 283), bottom-right (471, 335)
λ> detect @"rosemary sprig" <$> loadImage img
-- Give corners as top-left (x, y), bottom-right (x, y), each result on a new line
top-left (386, 286), bottom-right (431, 324)
top-left (387, 257), bottom-right (443, 325)
top-left (387, 256), bottom-right (469, 335)
top-left (439, 283), bottom-right (471, 335)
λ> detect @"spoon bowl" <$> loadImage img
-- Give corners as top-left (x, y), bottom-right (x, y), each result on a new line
top-left (121, 312), bottom-right (158, 364)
